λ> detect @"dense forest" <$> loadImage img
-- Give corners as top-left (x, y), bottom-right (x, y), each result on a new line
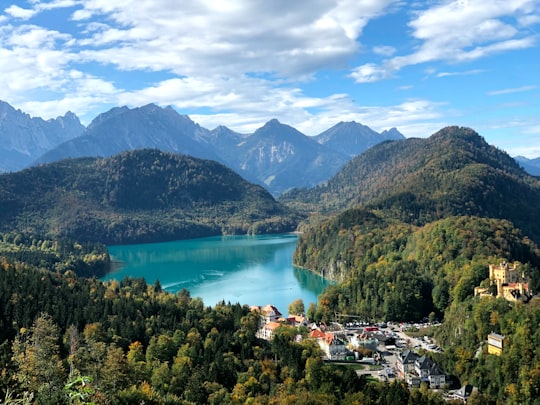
top-left (296, 212), bottom-right (540, 319)
top-left (0, 232), bottom-right (109, 278)
top-left (0, 149), bottom-right (300, 245)
top-left (0, 243), bottom-right (447, 404)
top-left (281, 126), bottom-right (540, 243)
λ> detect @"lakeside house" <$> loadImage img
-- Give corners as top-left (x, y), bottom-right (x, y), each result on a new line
top-left (348, 333), bottom-right (378, 351)
top-left (287, 315), bottom-right (309, 327)
top-left (259, 304), bottom-right (282, 323)
top-left (309, 330), bottom-right (349, 360)
top-left (415, 355), bottom-right (446, 388)
top-left (252, 304), bottom-right (309, 340)
top-left (257, 321), bottom-right (281, 340)
top-left (397, 350), bottom-right (418, 378)
top-left (252, 304), bottom-right (285, 340)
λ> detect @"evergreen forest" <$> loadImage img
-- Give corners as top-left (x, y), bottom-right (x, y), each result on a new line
top-left (0, 149), bottom-right (300, 245)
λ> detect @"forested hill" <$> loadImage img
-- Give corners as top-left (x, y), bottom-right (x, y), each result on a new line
top-left (0, 149), bottom-right (299, 244)
top-left (281, 126), bottom-right (540, 243)
top-left (288, 128), bottom-right (540, 402)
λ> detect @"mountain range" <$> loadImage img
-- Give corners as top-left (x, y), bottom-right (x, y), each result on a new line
top-left (515, 155), bottom-right (540, 176)
top-left (0, 100), bottom-right (84, 172)
top-left (1, 101), bottom-right (403, 194)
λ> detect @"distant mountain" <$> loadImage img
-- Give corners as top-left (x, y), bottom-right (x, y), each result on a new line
top-left (0, 101), bottom-right (84, 172)
top-left (199, 125), bottom-right (250, 172)
top-left (33, 106), bottom-right (358, 195)
top-left (35, 103), bottom-right (223, 165)
top-left (515, 155), bottom-right (540, 176)
top-left (282, 126), bottom-right (540, 243)
top-left (1, 100), bottom-right (405, 194)
top-left (0, 149), bottom-right (299, 244)
top-left (314, 121), bottom-right (405, 157)
top-left (228, 119), bottom-right (349, 194)
top-left (205, 125), bottom-right (247, 152)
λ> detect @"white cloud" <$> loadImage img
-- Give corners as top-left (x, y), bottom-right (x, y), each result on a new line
top-left (3, 23), bottom-right (72, 48)
top-left (4, 5), bottom-right (37, 19)
top-left (350, 63), bottom-right (392, 83)
top-left (488, 85), bottom-right (537, 95)
top-left (5, 1), bottom-right (79, 19)
top-left (518, 13), bottom-right (540, 25)
top-left (453, 37), bottom-right (536, 62)
top-left (435, 69), bottom-right (484, 77)
top-left (351, 0), bottom-right (540, 83)
top-left (68, 0), bottom-right (397, 78)
top-left (373, 45), bottom-right (396, 56)
top-left (0, 23), bottom-right (77, 99)
top-left (0, 0), bottom-right (403, 131)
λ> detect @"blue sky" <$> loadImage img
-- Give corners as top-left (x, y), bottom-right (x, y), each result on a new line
top-left (1, 1), bottom-right (539, 157)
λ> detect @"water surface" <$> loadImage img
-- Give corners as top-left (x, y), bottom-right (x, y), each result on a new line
top-left (103, 233), bottom-right (329, 314)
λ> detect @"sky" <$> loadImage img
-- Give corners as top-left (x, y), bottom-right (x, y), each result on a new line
top-left (1, 1), bottom-right (540, 158)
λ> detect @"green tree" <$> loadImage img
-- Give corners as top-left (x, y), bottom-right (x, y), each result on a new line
top-left (307, 302), bottom-right (317, 321)
top-left (99, 345), bottom-right (128, 395)
top-left (288, 298), bottom-right (305, 316)
top-left (11, 313), bottom-right (66, 403)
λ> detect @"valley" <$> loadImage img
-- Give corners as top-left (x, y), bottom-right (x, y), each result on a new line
top-left (1, 109), bottom-right (540, 403)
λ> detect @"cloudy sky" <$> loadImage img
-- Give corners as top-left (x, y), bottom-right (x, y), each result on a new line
top-left (1, 0), bottom-right (540, 157)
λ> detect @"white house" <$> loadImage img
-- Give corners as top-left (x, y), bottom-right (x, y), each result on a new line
top-left (257, 321), bottom-right (281, 340)
top-left (310, 330), bottom-right (349, 360)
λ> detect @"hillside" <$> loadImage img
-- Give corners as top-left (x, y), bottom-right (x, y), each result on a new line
top-left (295, 210), bottom-right (540, 317)
top-left (289, 125), bottom-right (540, 317)
top-left (289, 126), bottom-right (540, 401)
top-left (0, 149), bottom-right (299, 244)
top-left (282, 126), bottom-right (540, 243)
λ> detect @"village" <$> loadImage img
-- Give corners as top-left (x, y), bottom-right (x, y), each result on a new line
top-left (250, 261), bottom-right (528, 403)
top-left (252, 304), bottom-right (449, 383)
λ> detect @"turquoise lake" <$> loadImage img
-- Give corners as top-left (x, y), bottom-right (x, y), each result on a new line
top-left (103, 233), bottom-right (330, 314)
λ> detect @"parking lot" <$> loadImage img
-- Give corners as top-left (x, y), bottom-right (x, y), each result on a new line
top-left (343, 321), bottom-right (443, 381)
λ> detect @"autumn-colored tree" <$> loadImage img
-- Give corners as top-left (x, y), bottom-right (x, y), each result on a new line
top-left (11, 313), bottom-right (66, 403)
top-left (288, 298), bottom-right (305, 316)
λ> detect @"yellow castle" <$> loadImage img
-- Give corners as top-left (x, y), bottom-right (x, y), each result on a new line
top-left (474, 261), bottom-right (531, 301)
